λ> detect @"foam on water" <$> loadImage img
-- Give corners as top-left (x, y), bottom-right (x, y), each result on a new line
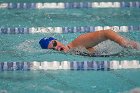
top-left (15, 37), bottom-right (140, 58)
top-left (67, 40), bottom-right (123, 56)
top-left (0, 90), bottom-right (8, 93)
top-left (94, 40), bottom-right (123, 55)
top-left (16, 39), bottom-right (44, 53)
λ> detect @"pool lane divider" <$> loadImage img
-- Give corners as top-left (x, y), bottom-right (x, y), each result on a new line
top-left (0, 60), bottom-right (140, 71)
top-left (0, 26), bottom-right (140, 34)
top-left (0, 2), bottom-right (140, 9)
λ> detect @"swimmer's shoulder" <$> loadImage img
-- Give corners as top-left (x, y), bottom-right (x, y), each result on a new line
top-left (66, 43), bottom-right (74, 49)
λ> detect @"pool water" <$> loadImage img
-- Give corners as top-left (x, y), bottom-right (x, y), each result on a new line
top-left (0, 1), bottom-right (140, 93)
top-left (0, 8), bottom-right (140, 27)
top-left (0, 32), bottom-right (140, 62)
top-left (0, 70), bottom-right (140, 93)
top-left (0, 7), bottom-right (140, 62)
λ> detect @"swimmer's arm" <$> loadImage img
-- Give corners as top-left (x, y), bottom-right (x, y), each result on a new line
top-left (86, 47), bottom-right (96, 56)
top-left (77, 47), bottom-right (96, 56)
top-left (65, 46), bottom-right (95, 56)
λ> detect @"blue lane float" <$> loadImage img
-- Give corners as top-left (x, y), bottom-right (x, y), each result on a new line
top-left (7, 3), bottom-right (36, 9)
top-left (0, 62), bottom-right (30, 71)
top-left (0, 60), bottom-right (140, 71)
top-left (0, 2), bottom-right (140, 9)
top-left (0, 26), bottom-right (140, 34)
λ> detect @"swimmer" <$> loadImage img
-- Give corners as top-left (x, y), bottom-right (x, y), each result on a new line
top-left (39, 29), bottom-right (140, 56)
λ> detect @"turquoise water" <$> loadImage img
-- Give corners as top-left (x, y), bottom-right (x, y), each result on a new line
top-left (0, 8), bottom-right (140, 27)
top-left (0, 70), bottom-right (140, 93)
top-left (0, 8), bottom-right (140, 62)
top-left (0, 5), bottom-right (140, 62)
top-left (0, 2), bottom-right (140, 93)
top-left (0, 32), bottom-right (140, 62)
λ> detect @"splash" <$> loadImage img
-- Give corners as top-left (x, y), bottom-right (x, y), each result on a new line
top-left (94, 40), bottom-right (123, 55)
top-left (67, 40), bottom-right (123, 56)
top-left (0, 90), bottom-right (8, 93)
top-left (15, 39), bottom-right (60, 56)
top-left (16, 39), bottom-right (44, 53)
top-left (15, 38), bottom-right (140, 57)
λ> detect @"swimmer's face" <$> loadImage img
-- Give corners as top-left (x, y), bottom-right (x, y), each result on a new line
top-left (48, 40), bottom-right (65, 51)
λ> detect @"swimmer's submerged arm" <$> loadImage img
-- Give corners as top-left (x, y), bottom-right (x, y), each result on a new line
top-left (86, 47), bottom-right (96, 56)
top-left (75, 47), bottom-right (96, 56)
top-left (66, 46), bottom-right (95, 56)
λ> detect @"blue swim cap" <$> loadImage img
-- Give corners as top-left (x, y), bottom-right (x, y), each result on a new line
top-left (39, 37), bottom-right (57, 49)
